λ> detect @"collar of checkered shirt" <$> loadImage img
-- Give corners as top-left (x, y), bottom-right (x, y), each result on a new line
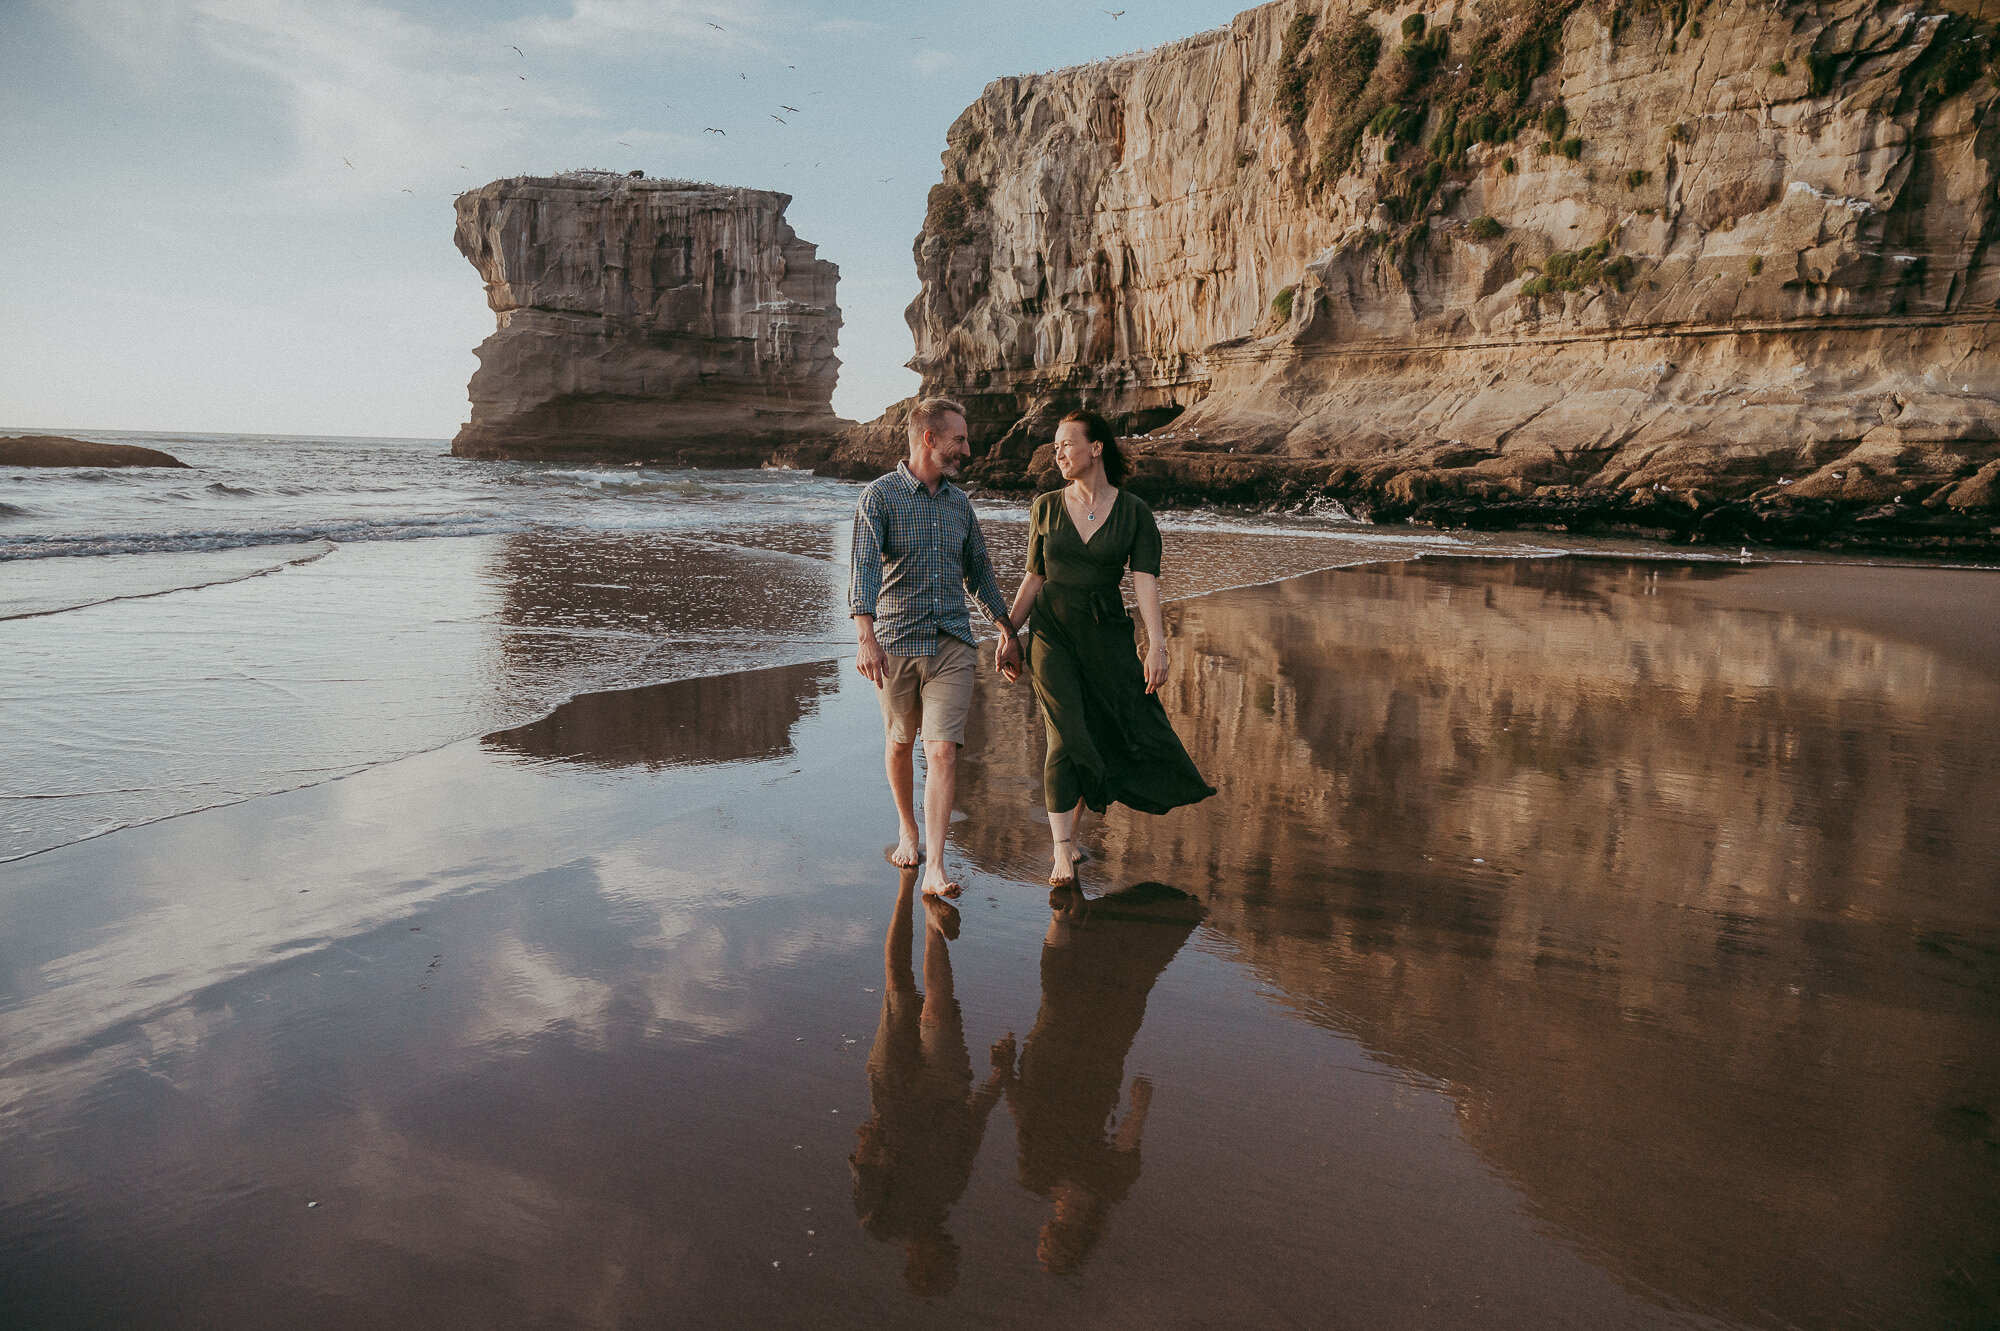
top-left (893, 460), bottom-right (959, 500)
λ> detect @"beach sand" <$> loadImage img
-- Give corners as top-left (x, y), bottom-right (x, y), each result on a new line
top-left (2, 555), bottom-right (1997, 1328)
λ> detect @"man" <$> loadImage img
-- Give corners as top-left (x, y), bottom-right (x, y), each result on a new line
top-left (849, 397), bottom-right (1020, 897)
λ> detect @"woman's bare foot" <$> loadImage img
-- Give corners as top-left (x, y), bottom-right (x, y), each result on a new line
top-left (888, 830), bottom-right (921, 867)
top-left (922, 893), bottom-right (962, 939)
top-left (920, 864), bottom-right (962, 898)
top-left (1049, 838), bottom-right (1080, 887)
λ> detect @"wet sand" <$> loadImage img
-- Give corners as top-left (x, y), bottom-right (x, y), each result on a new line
top-left (3, 556), bottom-right (1997, 1328)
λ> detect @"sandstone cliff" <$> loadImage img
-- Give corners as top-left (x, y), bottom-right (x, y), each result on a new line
top-left (453, 173), bottom-right (842, 463)
top-left (849, 0), bottom-right (2000, 549)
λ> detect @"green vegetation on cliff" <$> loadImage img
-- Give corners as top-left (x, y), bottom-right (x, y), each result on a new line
top-left (1271, 0), bottom-right (2000, 264)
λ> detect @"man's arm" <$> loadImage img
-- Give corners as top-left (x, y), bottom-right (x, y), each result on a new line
top-left (851, 488), bottom-right (890, 684)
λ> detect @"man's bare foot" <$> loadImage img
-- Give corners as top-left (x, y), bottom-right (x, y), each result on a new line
top-left (1049, 838), bottom-right (1080, 887)
top-left (887, 832), bottom-right (921, 867)
top-left (920, 864), bottom-right (962, 898)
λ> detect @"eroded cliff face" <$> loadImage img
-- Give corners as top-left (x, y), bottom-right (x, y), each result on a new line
top-left (454, 173), bottom-right (842, 463)
top-left (881, 0), bottom-right (2000, 547)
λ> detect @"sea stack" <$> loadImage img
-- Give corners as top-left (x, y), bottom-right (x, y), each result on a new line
top-left (860, 0), bottom-right (2000, 547)
top-left (452, 172), bottom-right (842, 464)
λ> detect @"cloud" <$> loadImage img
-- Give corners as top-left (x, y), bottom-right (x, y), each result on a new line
top-left (49, 0), bottom-right (749, 209)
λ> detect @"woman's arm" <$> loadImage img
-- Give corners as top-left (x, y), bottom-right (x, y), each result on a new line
top-left (997, 572), bottom-right (1044, 682)
top-left (1134, 572), bottom-right (1168, 693)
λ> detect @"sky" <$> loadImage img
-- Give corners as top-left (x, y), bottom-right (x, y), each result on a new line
top-left (1, 0), bottom-right (1250, 440)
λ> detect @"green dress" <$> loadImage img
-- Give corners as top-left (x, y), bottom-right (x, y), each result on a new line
top-left (1025, 488), bottom-right (1216, 816)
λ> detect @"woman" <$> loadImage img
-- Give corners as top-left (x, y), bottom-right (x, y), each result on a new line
top-left (1001, 410), bottom-right (1215, 885)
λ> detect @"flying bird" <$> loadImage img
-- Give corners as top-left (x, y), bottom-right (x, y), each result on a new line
top-left (341, 156), bottom-right (354, 167)
top-left (1103, 8), bottom-right (1125, 16)
top-left (704, 127), bottom-right (727, 134)
top-left (508, 44), bottom-right (523, 56)
top-left (771, 115), bottom-right (787, 123)
top-left (617, 141), bottom-right (633, 146)
top-left (781, 104), bottom-right (800, 112)
top-left (401, 188), bottom-right (413, 193)
top-left (706, 21), bottom-right (723, 30)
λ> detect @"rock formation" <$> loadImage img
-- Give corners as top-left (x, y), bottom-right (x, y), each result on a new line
top-left (841, 0), bottom-right (2000, 549)
top-left (453, 172), bottom-right (843, 464)
top-left (0, 436), bottom-right (187, 468)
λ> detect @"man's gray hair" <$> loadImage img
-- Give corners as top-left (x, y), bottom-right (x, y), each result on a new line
top-left (906, 396), bottom-right (968, 439)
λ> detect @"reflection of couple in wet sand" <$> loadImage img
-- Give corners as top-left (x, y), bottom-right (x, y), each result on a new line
top-left (849, 397), bottom-right (1214, 895)
top-left (850, 869), bottom-right (1206, 1291)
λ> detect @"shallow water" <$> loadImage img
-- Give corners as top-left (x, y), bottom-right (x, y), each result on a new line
top-left (2, 552), bottom-right (1995, 1328)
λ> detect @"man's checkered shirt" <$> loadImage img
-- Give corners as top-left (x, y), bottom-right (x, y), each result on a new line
top-left (848, 462), bottom-right (1010, 657)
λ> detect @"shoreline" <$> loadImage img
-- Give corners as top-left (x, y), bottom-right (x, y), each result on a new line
top-left (11, 542), bottom-right (1996, 869)
top-left (12, 426), bottom-right (1998, 561)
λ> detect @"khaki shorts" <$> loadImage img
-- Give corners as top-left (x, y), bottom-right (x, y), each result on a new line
top-left (876, 635), bottom-right (977, 745)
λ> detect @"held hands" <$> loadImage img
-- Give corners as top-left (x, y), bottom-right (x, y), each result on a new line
top-left (1143, 643), bottom-right (1168, 694)
top-left (996, 629), bottom-right (1022, 683)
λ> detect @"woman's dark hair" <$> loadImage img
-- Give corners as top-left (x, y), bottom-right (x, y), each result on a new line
top-left (1058, 409), bottom-right (1127, 485)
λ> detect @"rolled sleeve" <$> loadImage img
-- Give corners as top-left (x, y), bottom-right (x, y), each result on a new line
top-left (849, 487), bottom-right (887, 618)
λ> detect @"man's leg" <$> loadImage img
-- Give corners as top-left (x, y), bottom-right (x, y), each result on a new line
top-left (919, 738), bottom-right (960, 896)
top-left (876, 654), bottom-right (924, 867)
top-left (916, 636), bottom-right (977, 898)
top-left (886, 738), bottom-right (920, 866)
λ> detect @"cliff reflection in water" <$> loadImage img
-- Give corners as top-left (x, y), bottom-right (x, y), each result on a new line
top-left (955, 557), bottom-right (2000, 1328)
